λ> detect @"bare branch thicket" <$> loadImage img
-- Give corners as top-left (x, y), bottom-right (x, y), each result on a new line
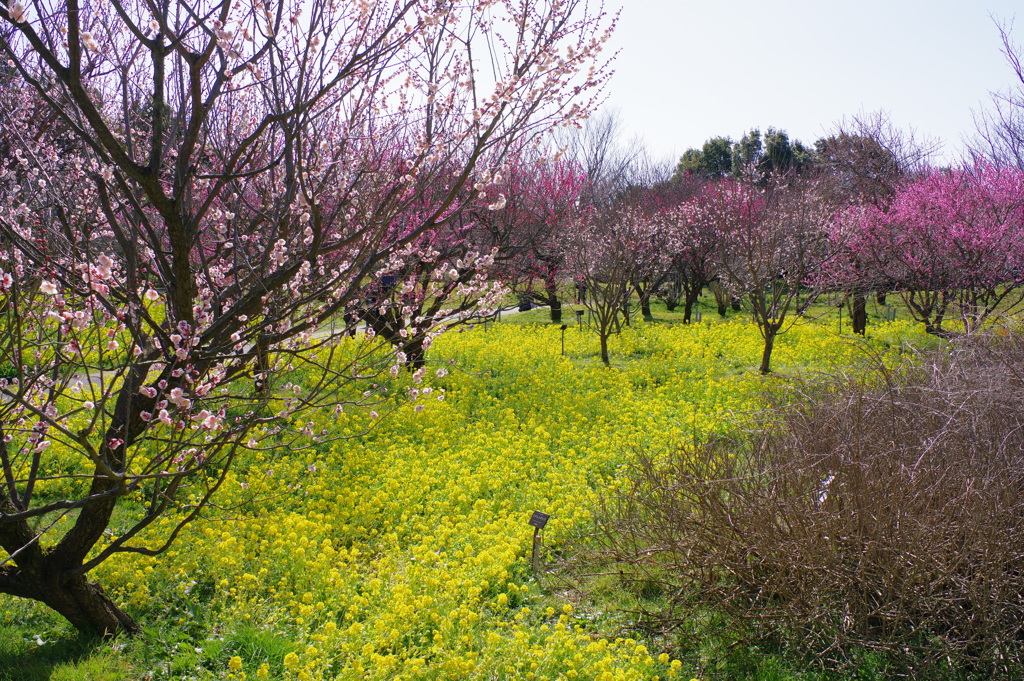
top-left (592, 332), bottom-right (1024, 678)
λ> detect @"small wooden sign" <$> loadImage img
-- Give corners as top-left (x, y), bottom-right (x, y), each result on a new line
top-left (528, 511), bottom-right (550, 529)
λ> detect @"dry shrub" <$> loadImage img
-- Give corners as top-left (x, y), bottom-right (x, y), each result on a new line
top-left (598, 333), bottom-right (1024, 677)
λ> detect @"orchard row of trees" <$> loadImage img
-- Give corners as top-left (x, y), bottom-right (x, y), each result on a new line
top-left (462, 112), bottom-right (1024, 372)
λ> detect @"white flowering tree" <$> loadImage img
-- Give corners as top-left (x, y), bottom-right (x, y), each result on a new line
top-left (0, 0), bottom-right (613, 634)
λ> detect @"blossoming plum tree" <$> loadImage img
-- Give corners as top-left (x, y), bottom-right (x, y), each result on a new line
top-left (712, 176), bottom-right (834, 374)
top-left (611, 177), bottom-right (696, 321)
top-left (815, 113), bottom-right (934, 333)
top-left (472, 149), bottom-right (588, 323)
top-left (661, 181), bottom-right (728, 323)
top-left (351, 161), bottom-right (510, 370)
top-left (0, 0), bottom-right (614, 634)
top-left (833, 164), bottom-right (1024, 335)
top-left (563, 204), bottom-right (668, 365)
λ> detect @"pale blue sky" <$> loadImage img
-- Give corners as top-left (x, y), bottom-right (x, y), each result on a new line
top-left (604, 0), bottom-right (1021, 164)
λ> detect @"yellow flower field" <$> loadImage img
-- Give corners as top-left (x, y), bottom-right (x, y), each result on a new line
top-left (1, 317), bottom-right (927, 680)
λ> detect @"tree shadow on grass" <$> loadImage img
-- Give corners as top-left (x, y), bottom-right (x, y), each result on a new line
top-left (0, 630), bottom-right (119, 681)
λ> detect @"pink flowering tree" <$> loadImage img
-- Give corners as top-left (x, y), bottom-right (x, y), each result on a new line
top-left (0, 0), bottom-right (613, 635)
top-left (611, 179), bottom-right (696, 320)
top-left (713, 176), bottom-right (835, 374)
top-left (472, 150), bottom-right (587, 323)
top-left (815, 114), bottom-right (935, 333)
top-left (660, 180), bottom-right (729, 322)
top-left (625, 206), bottom-right (675, 322)
top-left (834, 164), bottom-right (1024, 335)
top-left (352, 160), bottom-right (511, 369)
top-left (562, 204), bottom-right (667, 365)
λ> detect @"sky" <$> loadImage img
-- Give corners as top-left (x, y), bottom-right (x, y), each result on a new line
top-left (603, 0), bottom-right (1022, 166)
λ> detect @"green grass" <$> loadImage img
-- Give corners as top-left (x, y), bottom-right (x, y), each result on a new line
top-left (498, 292), bottom-right (918, 330)
top-left (0, 617), bottom-right (129, 681)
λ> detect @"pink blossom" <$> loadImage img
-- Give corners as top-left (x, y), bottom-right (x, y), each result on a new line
top-left (8, 2), bottom-right (26, 23)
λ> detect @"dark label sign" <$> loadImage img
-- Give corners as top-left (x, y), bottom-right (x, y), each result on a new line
top-left (528, 511), bottom-right (550, 529)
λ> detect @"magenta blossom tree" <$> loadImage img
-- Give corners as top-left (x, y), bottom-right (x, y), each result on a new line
top-left (0, 0), bottom-right (614, 634)
top-left (833, 164), bottom-right (1024, 335)
top-left (473, 150), bottom-right (588, 323)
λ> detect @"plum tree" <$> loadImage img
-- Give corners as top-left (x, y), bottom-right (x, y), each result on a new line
top-left (0, 0), bottom-right (614, 634)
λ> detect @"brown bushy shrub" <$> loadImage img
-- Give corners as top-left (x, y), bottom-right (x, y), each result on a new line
top-left (597, 333), bottom-right (1024, 677)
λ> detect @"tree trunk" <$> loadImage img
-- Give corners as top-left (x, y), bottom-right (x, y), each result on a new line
top-left (759, 327), bottom-right (777, 375)
top-left (0, 524), bottom-right (139, 636)
top-left (851, 291), bottom-right (867, 336)
top-left (731, 296), bottom-right (742, 312)
top-left (546, 277), bottom-right (562, 323)
top-left (343, 310), bottom-right (359, 337)
top-left (364, 308), bottom-right (430, 367)
top-left (599, 332), bottom-right (610, 366)
top-left (364, 308), bottom-right (401, 347)
top-left (549, 297), bottom-right (562, 323)
top-left (683, 288), bottom-right (699, 324)
top-left (709, 281), bottom-right (729, 316)
top-left (0, 368), bottom-right (149, 637)
top-left (876, 290), bottom-right (886, 305)
top-left (42, 574), bottom-right (139, 636)
top-left (632, 283), bottom-right (652, 321)
top-left (931, 306), bottom-right (947, 335)
top-left (405, 337), bottom-right (426, 370)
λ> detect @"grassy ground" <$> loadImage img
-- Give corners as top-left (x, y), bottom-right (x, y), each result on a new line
top-left (501, 291), bottom-right (915, 329)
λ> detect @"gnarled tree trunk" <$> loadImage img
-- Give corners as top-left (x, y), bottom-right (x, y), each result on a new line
top-left (2, 455), bottom-right (140, 636)
top-left (0, 562), bottom-right (139, 636)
